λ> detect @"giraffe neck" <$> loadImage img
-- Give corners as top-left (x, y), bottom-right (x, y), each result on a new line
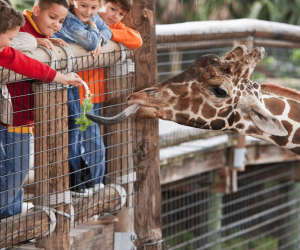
top-left (241, 92), bottom-right (300, 155)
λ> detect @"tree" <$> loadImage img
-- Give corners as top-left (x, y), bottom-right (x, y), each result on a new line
top-left (156, 0), bottom-right (300, 25)
top-left (11, 0), bottom-right (34, 11)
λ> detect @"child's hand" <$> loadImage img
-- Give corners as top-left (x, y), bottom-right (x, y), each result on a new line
top-left (85, 20), bottom-right (97, 29)
top-left (54, 72), bottom-right (82, 86)
top-left (36, 38), bottom-right (57, 52)
top-left (91, 39), bottom-right (102, 58)
top-left (49, 38), bottom-right (68, 47)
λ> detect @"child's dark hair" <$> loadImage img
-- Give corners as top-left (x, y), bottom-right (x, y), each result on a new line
top-left (34, 0), bottom-right (68, 11)
top-left (102, 0), bottom-right (133, 12)
top-left (2, 0), bottom-right (12, 6)
top-left (0, 0), bottom-right (25, 34)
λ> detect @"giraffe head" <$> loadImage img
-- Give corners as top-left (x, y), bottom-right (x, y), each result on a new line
top-left (127, 45), bottom-right (288, 136)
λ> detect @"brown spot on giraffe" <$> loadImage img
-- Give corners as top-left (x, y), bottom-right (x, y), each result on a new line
top-left (201, 125), bottom-right (210, 130)
top-left (288, 100), bottom-right (300, 123)
top-left (245, 125), bottom-right (263, 135)
top-left (234, 112), bottom-right (241, 123)
top-left (243, 115), bottom-right (251, 121)
top-left (234, 96), bottom-right (239, 103)
top-left (292, 128), bottom-right (300, 145)
top-left (191, 97), bottom-right (203, 114)
top-left (189, 117), bottom-right (207, 128)
top-left (236, 123), bottom-right (245, 129)
top-left (164, 110), bottom-right (173, 120)
top-left (202, 102), bottom-right (217, 119)
top-left (218, 106), bottom-right (233, 117)
top-left (175, 113), bottom-right (190, 126)
top-left (210, 119), bottom-right (226, 130)
top-left (227, 112), bottom-right (235, 126)
top-left (190, 82), bottom-right (201, 95)
top-left (239, 85), bottom-right (244, 91)
top-left (264, 98), bottom-right (285, 116)
top-left (237, 90), bottom-right (241, 97)
top-left (290, 147), bottom-right (300, 155)
top-left (230, 128), bottom-right (239, 133)
top-left (270, 120), bottom-right (293, 146)
top-left (253, 82), bottom-right (259, 89)
top-left (170, 84), bottom-right (189, 97)
top-left (174, 97), bottom-right (190, 111)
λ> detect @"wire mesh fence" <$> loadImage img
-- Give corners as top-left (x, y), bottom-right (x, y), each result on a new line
top-left (0, 48), bottom-right (138, 249)
top-left (161, 163), bottom-right (300, 250)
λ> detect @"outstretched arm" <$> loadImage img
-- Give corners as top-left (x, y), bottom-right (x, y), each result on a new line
top-left (0, 47), bottom-right (82, 86)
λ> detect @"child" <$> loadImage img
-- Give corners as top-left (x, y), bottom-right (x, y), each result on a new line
top-left (0, 0), bottom-right (82, 219)
top-left (52, 0), bottom-right (112, 196)
top-left (98, 0), bottom-right (142, 50)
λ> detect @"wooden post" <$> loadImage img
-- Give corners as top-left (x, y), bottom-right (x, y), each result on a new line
top-left (122, 1), bottom-right (162, 249)
top-left (33, 87), bottom-right (70, 249)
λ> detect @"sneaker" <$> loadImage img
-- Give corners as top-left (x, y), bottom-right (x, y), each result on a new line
top-left (88, 183), bottom-right (105, 193)
top-left (71, 189), bottom-right (93, 197)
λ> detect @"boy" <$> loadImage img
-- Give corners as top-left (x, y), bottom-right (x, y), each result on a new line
top-left (98, 0), bottom-right (142, 50)
top-left (0, 0), bottom-right (82, 219)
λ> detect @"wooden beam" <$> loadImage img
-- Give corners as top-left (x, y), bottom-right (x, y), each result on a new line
top-left (0, 41), bottom-right (124, 84)
top-left (0, 187), bottom-right (122, 249)
top-left (122, 0), bottom-right (162, 249)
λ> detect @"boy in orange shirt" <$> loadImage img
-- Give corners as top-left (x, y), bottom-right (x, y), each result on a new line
top-left (98, 0), bottom-right (142, 50)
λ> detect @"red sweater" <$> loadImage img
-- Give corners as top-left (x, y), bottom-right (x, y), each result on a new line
top-left (0, 47), bottom-right (56, 127)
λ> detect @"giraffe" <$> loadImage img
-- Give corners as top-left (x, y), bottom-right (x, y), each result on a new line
top-left (86, 45), bottom-right (300, 156)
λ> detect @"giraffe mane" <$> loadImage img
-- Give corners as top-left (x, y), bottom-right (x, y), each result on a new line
top-left (261, 83), bottom-right (300, 103)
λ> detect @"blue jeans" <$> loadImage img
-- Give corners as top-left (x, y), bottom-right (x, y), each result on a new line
top-left (0, 126), bottom-right (31, 219)
top-left (68, 87), bottom-right (105, 190)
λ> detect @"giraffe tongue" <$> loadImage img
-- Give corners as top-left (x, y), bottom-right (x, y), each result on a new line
top-left (85, 104), bottom-right (141, 125)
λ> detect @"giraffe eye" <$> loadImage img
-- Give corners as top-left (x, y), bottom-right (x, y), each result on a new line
top-left (212, 88), bottom-right (227, 98)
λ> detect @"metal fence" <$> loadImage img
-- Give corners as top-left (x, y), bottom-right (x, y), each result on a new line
top-left (161, 163), bottom-right (300, 250)
top-left (0, 48), bottom-right (138, 249)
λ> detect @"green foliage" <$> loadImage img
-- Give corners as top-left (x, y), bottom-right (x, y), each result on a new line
top-left (11, 0), bottom-right (34, 12)
top-left (251, 72), bottom-right (266, 81)
top-left (222, 230), bottom-right (278, 250)
top-left (156, 0), bottom-right (300, 25)
top-left (75, 97), bottom-right (94, 132)
top-left (164, 226), bottom-right (195, 250)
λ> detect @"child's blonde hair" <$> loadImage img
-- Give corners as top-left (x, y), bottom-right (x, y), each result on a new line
top-left (0, 0), bottom-right (25, 34)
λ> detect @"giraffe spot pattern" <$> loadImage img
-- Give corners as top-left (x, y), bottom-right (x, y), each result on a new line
top-left (230, 128), bottom-right (239, 133)
top-left (164, 110), bottom-right (173, 120)
top-left (218, 106), bottom-right (233, 117)
top-left (236, 123), bottom-right (245, 129)
top-left (175, 113), bottom-right (190, 126)
top-left (191, 97), bottom-right (203, 114)
top-left (228, 112), bottom-right (235, 126)
top-left (210, 119), bottom-right (226, 130)
top-left (290, 147), bottom-right (300, 155)
top-left (239, 85), bottom-right (244, 91)
top-left (270, 120), bottom-right (293, 146)
top-left (243, 115), bottom-right (251, 121)
top-left (253, 82), bottom-right (259, 89)
top-left (190, 82), bottom-right (201, 95)
top-left (170, 84), bottom-right (189, 97)
top-left (245, 125), bottom-right (263, 135)
top-left (264, 98), bottom-right (285, 116)
top-left (202, 125), bottom-right (210, 130)
top-left (237, 90), bottom-right (241, 97)
top-left (234, 112), bottom-right (241, 123)
top-left (234, 96), bottom-right (239, 103)
top-left (174, 97), bottom-right (190, 111)
top-left (189, 117), bottom-right (207, 128)
top-left (254, 91), bottom-right (259, 99)
top-left (292, 128), bottom-right (300, 145)
top-left (287, 100), bottom-right (300, 123)
top-left (202, 102), bottom-right (217, 119)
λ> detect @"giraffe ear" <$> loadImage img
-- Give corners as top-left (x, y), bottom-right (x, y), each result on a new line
top-left (249, 107), bottom-right (288, 136)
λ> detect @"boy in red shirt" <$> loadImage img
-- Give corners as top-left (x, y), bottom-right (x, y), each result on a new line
top-left (0, 0), bottom-right (82, 219)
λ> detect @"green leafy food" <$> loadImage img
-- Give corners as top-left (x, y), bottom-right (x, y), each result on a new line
top-left (75, 82), bottom-right (94, 131)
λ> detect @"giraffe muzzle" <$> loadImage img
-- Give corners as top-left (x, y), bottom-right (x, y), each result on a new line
top-left (85, 104), bottom-right (141, 125)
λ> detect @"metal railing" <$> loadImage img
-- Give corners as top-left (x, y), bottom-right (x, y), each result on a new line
top-left (0, 47), bottom-right (138, 249)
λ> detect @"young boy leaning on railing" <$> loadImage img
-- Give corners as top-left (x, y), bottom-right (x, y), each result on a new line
top-left (0, 0), bottom-right (82, 219)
